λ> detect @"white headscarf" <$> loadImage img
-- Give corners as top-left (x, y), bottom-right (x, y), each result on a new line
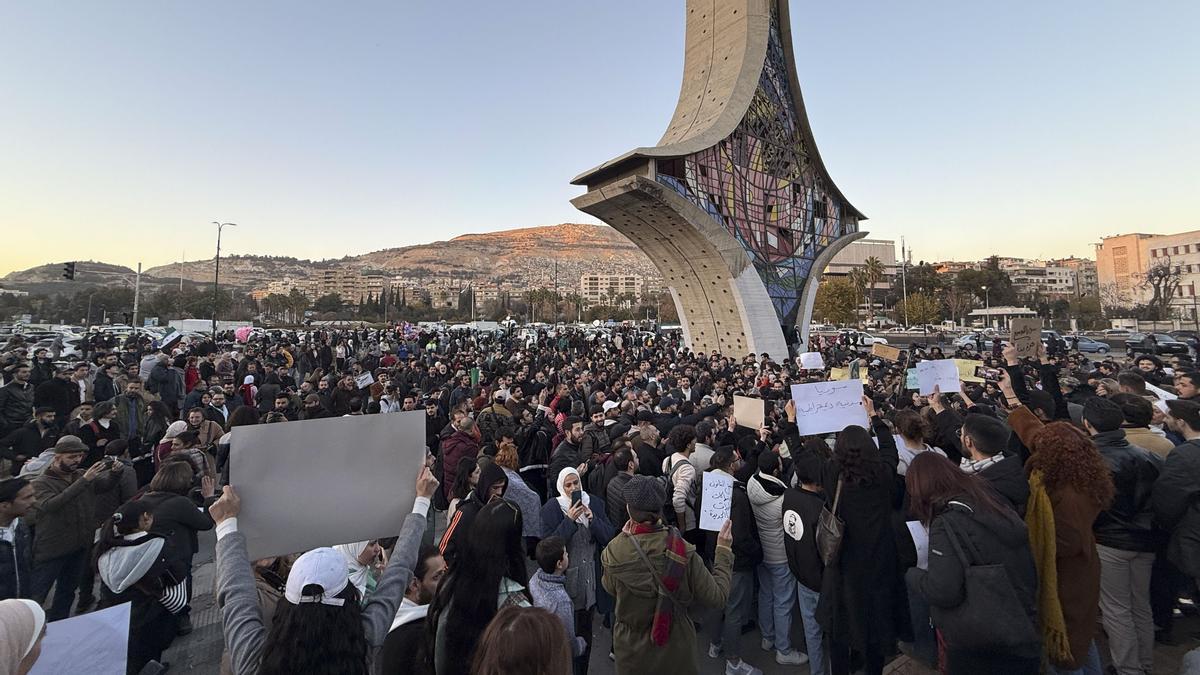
top-left (0, 599), bottom-right (45, 673)
top-left (554, 467), bottom-right (591, 526)
top-left (333, 541), bottom-right (374, 596)
top-left (162, 420), bottom-right (188, 441)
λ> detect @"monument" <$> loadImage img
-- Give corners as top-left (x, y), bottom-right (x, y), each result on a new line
top-left (571, 0), bottom-right (866, 360)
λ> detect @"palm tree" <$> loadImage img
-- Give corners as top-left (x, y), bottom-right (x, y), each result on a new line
top-left (848, 268), bottom-right (868, 325)
top-left (863, 256), bottom-right (885, 319)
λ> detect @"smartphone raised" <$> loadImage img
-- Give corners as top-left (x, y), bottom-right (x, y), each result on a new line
top-left (570, 489), bottom-right (583, 507)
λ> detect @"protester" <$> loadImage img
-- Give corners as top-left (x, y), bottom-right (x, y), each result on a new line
top-left (747, 450), bottom-right (807, 665)
top-left (0, 597), bottom-right (46, 674)
top-left (214, 466), bottom-right (437, 675)
top-left (904, 452), bottom-right (1040, 674)
top-left (333, 540), bottom-right (383, 603)
top-left (439, 461), bottom-right (508, 567)
top-left (379, 545), bottom-right (445, 674)
top-left (0, 478), bottom-right (34, 601)
top-left (601, 474), bottom-right (733, 674)
top-left (530, 536), bottom-right (588, 658)
top-left (780, 448), bottom-right (826, 675)
top-left (492, 441), bottom-right (543, 556)
top-left (468, 605), bottom-right (573, 675)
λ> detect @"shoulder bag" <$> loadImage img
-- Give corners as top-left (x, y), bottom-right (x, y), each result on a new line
top-left (815, 477), bottom-right (844, 566)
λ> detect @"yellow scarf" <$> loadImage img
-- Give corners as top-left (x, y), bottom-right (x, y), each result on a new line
top-left (1025, 471), bottom-right (1072, 664)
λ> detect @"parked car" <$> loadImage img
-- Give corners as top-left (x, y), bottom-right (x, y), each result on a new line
top-left (837, 330), bottom-right (889, 348)
top-left (953, 332), bottom-right (1008, 350)
top-left (1071, 336), bottom-right (1110, 354)
top-left (1125, 332), bottom-right (1189, 355)
top-left (1169, 330), bottom-right (1200, 350)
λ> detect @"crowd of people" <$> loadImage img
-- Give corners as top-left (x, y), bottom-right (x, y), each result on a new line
top-left (0, 322), bottom-right (1198, 675)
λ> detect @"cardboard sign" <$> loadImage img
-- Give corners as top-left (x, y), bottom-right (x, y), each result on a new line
top-left (954, 359), bottom-right (985, 383)
top-left (790, 380), bottom-right (869, 435)
top-left (828, 367), bottom-right (850, 381)
top-left (1011, 318), bottom-right (1043, 359)
top-left (230, 411), bottom-right (427, 559)
top-left (799, 352), bottom-right (826, 370)
top-left (354, 371), bottom-right (375, 389)
top-left (872, 343), bottom-right (902, 361)
top-left (916, 360), bottom-right (961, 394)
top-left (699, 470), bottom-right (734, 532)
top-left (30, 602), bottom-right (129, 675)
top-left (733, 395), bottom-right (765, 430)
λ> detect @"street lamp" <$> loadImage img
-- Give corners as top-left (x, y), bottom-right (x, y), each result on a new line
top-left (981, 284), bottom-right (990, 329)
top-left (212, 222), bottom-right (237, 338)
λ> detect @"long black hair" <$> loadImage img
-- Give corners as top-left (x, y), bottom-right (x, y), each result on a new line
top-left (833, 424), bottom-right (890, 486)
top-left (427, 499), bottom-right (527, 675)
top-left (260, 582), bottom-right (368, 675)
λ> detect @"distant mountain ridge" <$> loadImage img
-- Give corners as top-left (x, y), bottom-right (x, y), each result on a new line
top-left (1, 224), bottom-right (659, 292)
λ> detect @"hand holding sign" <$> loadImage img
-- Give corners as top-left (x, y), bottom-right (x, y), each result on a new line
top-left (700, 471), bottom-right (734, 532)
top-left (790, 380), bottom-right (869, 435)
top-left (1010, 318), bottom-right (1042, 359)
top-left (916, 360), bottom-right (960, 395)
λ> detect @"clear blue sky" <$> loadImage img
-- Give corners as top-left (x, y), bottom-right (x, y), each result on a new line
top-left (1, 1), bottom-right (1196, 274)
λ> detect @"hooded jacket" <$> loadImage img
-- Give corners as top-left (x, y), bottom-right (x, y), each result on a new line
top-left (439, 429), bottom-right (480, 502)
top-left (379, 598), bottom-right (432, 675)
top-left (747, 471), bottom-right (788, 565)
top-left (438, 461), bottom-right (507, 566)
top-left (977, 454), bottom-right (1030, 519)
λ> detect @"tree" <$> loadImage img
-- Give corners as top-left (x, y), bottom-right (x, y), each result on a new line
top-left (847, 269), bottom-right (868, 323)
top-left (901, 292), bottom-right (941, 327)
top-left (942, 286), bottom-right (974, 326)
top-left (955, 257), bottom-right (1016, 307)
top-left (887, 262), bottom-right (943, 307)
top-left (1140, 259), bottom-right (1183, 320)
top-left (863, 256), bottom-right (885, 315)
top-left (313, 293), bottom-right (344, 314)
top-left (814, 277), bottom-right (858, 326)
top-left (286, 288), bottom-right (310, 323)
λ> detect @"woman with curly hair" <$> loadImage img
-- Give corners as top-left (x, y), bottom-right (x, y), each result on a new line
top-left (1000, 372), bottom-right (1114, 674)
top-left (785, 396), bottom-right (904, 675)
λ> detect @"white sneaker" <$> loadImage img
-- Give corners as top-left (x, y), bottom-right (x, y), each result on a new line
top-left (725, 660), bottom-right (765, 675)
top-left (776, 649), bottom-right (809, 665)
top-left (708, 642), bottom-right (722, 658)
top-left (760, 638), bottom-right (774, 652)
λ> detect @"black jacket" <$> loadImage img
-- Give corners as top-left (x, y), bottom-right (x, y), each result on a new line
top-left (546, 439), bottom-right (582, 499)
top-left (0, 421), bottom-right (59, 470)
top-left (138, 491), bottom-right (215, 569)
top-left (1091, 429), bottom-right (1163, 552)
top-left (34, 377), bottom-right (78, 420)
top-left (978, 455), bottom-right (1030, 519)
top-left (0, 519), bottom-right (33, 600)
top-left (905, 498), bottom-right (1039, 657)
top-left (92, 372), bottom-right (116, 406)
top-left (0, 380), bottom-right (34, 434)
top-left (781, 486), bottom-right (823, 590)
top-left (1153, 439), bottom-right (1200, 578)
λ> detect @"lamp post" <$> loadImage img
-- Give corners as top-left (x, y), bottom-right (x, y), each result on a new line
top-left (981, 284), bottom-right (990, 329)
top-left (212, 222), bottom-right (237, 339)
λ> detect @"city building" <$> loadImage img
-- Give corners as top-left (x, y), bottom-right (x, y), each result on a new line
top-left (1096, 230), bottom-right (1200, 315)
top-left (579, 274), bottom-right (647, 306)
top-left (314, 269), bottom-right (388, 305)
top-left (824, 239), bottom-right (898, 288)
top-left (1050, 257), bottom-right (1099, 297)
top-left (1000, 259), bottom-right (1077, 298)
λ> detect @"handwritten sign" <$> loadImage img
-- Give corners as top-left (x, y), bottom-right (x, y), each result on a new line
top-left (733, 395), bottom-right (765, 430)
top-left (906, 368), bottom-right (919, 389)
top-left (916, 360), bottom-right (960, 394)
top-left (790, 380), bottom-right (868, 435)
top-left (872, 343), bottom-right (901, 361)
top-left (1011, 318), bottom-right (1042, 359)
top-left (954, 359), bottom-right (985, 383)
top-left (799, 352), bottom-right (826, 370)
top-left (699, 470), bottom-right (734, 531)
top-left (828, 367), bottom-right (849, 381)
top-left (31, 602), bottom-right (129, 675)
top-left (354, 371), bottom-right (375, 389)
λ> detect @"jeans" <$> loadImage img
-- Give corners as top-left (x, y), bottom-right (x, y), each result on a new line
top-left (710, 568), bottom-right (755, 660)
top-left (796, 583), bottom-right (825, 675)
top-left (30, 549), bottom-right (87, 621)
top-left (1097, 545), bottom-right (1154, 675)
top-left (1049, 640), bottom-right (1102, 675)
top-left (756, 562), bottom-right (796, 654)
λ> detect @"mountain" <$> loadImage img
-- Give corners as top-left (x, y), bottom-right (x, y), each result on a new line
top-left (1, 224), bottom-right (659, 292)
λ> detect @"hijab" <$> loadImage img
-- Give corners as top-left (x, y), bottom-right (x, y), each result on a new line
top-left (333, 541), bottom-right (376, 599)
top-left (162, 420), bottom-right (188, 441)
top-left (554, 467), bottom-right (591, 526)
top-left (0, 599), bottom-right (45, 674)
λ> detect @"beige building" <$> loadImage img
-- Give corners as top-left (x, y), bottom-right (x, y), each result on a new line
top-left (580, 274), bottom-right (645, 306)
top-left (1050, 257), bottom-right (1099, 297)
top-left (1000, 259), bottom-right (1077, 298)
top-left (825, 239), bottom-right (898, 291)
top-left (312, 269), bottom-right (388, 305)
top-left (1096, 230), bottom-right (1200, 312)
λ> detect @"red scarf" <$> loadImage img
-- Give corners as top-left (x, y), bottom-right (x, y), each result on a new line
top-left (630, 523), bottom-right (687, 647)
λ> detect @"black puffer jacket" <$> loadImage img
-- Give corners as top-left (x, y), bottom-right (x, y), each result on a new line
top-left (0, 381), bottom-right (34, 434)
top-left (905, 497), bottom-right (1039, 659)
top-left (1091, 429), bottom-right (1163, 552)
top-left (977, 455), bottom-right (1030, 518)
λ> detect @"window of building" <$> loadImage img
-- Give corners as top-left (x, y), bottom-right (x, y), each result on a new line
top-left (1175, 246), bottom-right (1181, 255)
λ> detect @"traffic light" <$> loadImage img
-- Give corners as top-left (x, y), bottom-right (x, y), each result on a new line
top-left (62, 262), bottom-right (76, 280)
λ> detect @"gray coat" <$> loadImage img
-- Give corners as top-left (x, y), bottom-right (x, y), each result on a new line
top-left (216, 510), bottom-right (427, 674)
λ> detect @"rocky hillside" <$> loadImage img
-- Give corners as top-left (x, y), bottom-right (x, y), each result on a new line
top-left (2, 224), bottom-right (659, 292)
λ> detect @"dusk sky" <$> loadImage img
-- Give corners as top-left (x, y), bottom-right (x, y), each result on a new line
top-left (1, 1), bottom-right (1196, 275)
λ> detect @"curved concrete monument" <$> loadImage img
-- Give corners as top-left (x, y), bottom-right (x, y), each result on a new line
top-left (571, 0), bottom-right (865, 360)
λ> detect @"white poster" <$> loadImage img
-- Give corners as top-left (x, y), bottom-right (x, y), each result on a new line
top-left (30, 602), bottom-right (129, 675)
top-left (799, 352), bottom-right (825, 370)
top-left (733, 395), bottom-right (765, 430)
top-left (230, 410), bottom-right (427, 559)
top-left (354, 371), bottom-right (375, 389)
top-left (699, 470), bottom-right (734, 532)
top-left (916, 359), bottom-right (961, 395)
top-left (790, 380), bottom-right (868, 436)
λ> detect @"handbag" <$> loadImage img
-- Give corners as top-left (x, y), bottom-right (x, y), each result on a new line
top-left (815, 478), bottom-right (844, 566)
top-left (930, 513), bottom-right (1039, 651)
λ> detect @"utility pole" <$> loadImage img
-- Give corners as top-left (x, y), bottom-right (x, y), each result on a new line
top-left (132, 263), bottom-right (142, 338)
top-left (212, 222), bottom-right (237, 339)
top-left (553, 259), bottom-right (559, 323)
top-left (901, 237), bottom-right (909, 327)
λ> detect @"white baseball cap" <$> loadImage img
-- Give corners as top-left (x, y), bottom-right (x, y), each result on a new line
top-left (284, 548), bottom-right (349, 607)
